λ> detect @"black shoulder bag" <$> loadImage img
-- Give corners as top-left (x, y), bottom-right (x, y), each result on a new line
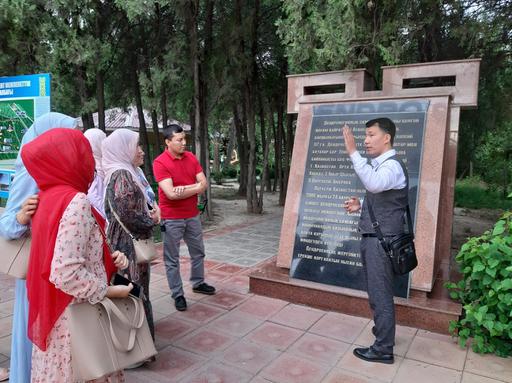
top-left (366, 162), bottom-right (418, 275)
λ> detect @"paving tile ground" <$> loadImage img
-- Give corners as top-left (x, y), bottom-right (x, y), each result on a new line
top-left (0, 212), bottom-right (511, 382)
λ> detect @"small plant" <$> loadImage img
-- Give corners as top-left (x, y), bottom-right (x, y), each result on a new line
top-left (212, 171), bottom-right (223, 185)
top-left (221, 165), bottom-right (238, 178)
top-left (446, 211), bottom-right (512, 357)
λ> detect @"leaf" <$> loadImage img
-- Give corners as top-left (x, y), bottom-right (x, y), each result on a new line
top-left (502, 280), bottom-right (512, 290)
top-left (493, 221), bottom-right (506, 236)
top-left (483, 273), bottom-right (495, 284)
top-left (473, 262), bottom-right (485, 273)
top-left (484, 320), bottom-right (495, 331)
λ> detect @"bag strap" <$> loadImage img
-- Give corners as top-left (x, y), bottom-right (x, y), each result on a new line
top-left (366, 156), bottom-right (414, 252)
top-left (366, 201), bottom-right (390, 254)
top-left (91, 207), bottom-right (115, 253)
top-left (99, 296), bottom-right (145, 352)
top-left (394, 159), bottom-right (414, 238)
top-left (107, 199), bottom-right (136, 241)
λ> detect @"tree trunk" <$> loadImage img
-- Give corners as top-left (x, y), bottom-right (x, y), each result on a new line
top-left (142, 42), bottom-right (163, 154)
top-left (186, 0), bottom-right (213, 218)
top-left (96, 72), bottom-right (106, 131)
top-left (258, 91), bottom-right (271, 192)
top-left (213, 140), bottom-right (220, 174)
top-left (233, 106), bottom-right (247, 196)
top-left (94, 2), bottom-right (106, 132)
top-left (276, 101), bottom-right (285, 205)
top-left (279, 112), bottom-right (294, 205)
top-left (161, 89), bottom-right (168, 129)
top-left (225, 118), bottom-right (236, 170)
top-left (150, 108), bottom-right (160, 156)
top-left (156, 2), bottom-right (169, 143)
top-left (257, 93), bottom-right (270, 208)
top-left (132, 65), bottom-right (153, 181)
top-left (80, 113), bottom-right (94, 131)
top-left (269, 105), bottom-right (278, 192)
top-left (245, 82), bottom-right (259, 213)
top-left (245, 0), bottom-right (262, 213)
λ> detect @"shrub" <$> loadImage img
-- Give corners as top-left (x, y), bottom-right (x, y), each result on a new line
top-left (221, 165), bottom-right (238, 178)
top-left (446, 211), bottom-right (512, 357)
top-left (455, 177), bottom-right (512, 210)
top-left (211, 171), bottom-right (223, 185)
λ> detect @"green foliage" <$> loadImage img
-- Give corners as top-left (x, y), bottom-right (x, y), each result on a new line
top-left (446, 211), bottom-right (512, 357)
top-left (455, 177), bottom-right (512, 210)
top-left (474, 122), bottom-right (512, 192)
top-left (221, 166), bottom-right (238, 179)
top-left (211, 171), bottom-right (223, 185)
top-left (277, 0), bottom-right (409, 76)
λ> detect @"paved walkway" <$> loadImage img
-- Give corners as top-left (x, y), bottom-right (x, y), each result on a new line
top-left (0, 213), bottom-right (511, 382)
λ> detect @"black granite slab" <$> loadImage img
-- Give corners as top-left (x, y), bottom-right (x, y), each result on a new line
top-left (290, 100), bottom-right (428, 298)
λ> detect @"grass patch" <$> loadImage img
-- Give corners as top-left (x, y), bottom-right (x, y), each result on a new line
top-left (455, 177), bottom-right (512, 210)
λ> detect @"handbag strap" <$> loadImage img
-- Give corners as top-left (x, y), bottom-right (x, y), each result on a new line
top-left (100, 296), bottom-right (145, 352)
top-left (366, 156), bottom-right (414, 252)
top-left (91, 207), bottom-right (114, 254)
top-left (107, 199), bottom-right (136, 241)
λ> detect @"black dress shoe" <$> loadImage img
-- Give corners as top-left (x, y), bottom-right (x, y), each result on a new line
top-left (192, 282), bottom-right (216, 295)
top-left (175, 295), bottom-right (187, 311)
top-left (353, 347), bottom-right (394, 364)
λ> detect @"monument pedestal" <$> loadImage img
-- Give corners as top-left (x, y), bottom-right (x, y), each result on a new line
top-left (249, 261), bottom-right (461, 334)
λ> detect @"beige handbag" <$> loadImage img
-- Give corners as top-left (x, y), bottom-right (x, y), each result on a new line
top-left (68, 296), bottom-right (157, 381)
top-left (107, 200), bottom-right (157, 264)
top-left (0, 234), bottom-right (31, 279)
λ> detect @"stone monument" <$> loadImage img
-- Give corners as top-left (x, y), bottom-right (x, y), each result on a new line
top-left (250, 59), bottom-right (481, 333)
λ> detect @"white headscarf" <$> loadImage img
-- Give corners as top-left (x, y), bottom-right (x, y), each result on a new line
top-left (101, 129), bottom-right (149, 206)
top-left (84, 128), bottom-right (106, 178)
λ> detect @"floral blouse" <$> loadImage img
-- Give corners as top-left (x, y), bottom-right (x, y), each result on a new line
top-left (31, 193), bottom-right (124, 383)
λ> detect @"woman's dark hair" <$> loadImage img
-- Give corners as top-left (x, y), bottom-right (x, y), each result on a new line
top-left (163, 124), bottom-right (184, 140)
top-left (365, 117), bottom-right (396, 145)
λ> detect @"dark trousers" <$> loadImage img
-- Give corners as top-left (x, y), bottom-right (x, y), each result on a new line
top-left (360, 237), bottom-right (395, 354)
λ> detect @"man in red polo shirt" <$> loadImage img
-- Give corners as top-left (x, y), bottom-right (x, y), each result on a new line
top-left (153, 124), bottom-right (215, 311)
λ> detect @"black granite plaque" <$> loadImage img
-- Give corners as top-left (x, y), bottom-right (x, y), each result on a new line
top-left (289, 100), bottom-right (428, 298)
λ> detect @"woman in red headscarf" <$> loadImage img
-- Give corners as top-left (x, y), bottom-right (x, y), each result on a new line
top-left (22, 129), bottom-right (131, 383)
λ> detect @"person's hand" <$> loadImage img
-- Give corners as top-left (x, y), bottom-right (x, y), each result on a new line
top-left (106, 283), bottom-right (133, 298)
top-left (111, 250), bottom-right (129, 270)
top-left (342, 124), bottom-right (357, 155)
top-left (173, 186), bottom-right (185, 197)
top-left (16, 194), bottom-right (39, 225)
top-left (150, 205), bottom-right (161, 224)
top-left (344, 197), bottom-right (361, 213)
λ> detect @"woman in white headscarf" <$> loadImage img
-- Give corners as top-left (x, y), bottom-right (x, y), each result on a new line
top-left (84, 128), bottom-right (107, 216)
top-left (102, 129), bottom-right (158, 344)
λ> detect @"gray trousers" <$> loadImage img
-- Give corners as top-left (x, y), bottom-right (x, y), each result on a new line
top-left (162, 215), bottom-right (205, 299)
top-left (360, 237), bottom-right (395, 354)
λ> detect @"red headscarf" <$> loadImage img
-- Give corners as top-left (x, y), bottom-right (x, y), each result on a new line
top-left (22, 128), bottom-right (116, 351)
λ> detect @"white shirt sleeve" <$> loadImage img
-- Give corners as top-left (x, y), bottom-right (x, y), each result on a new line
top-left (349, 151), bottom-right (406, 193)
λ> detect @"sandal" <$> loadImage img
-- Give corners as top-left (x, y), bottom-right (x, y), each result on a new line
top-left (0, 367), bottom-right (8, 382)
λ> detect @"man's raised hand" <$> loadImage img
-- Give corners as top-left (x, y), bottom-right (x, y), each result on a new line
top-left (342, 124), bottom-right (357, 155)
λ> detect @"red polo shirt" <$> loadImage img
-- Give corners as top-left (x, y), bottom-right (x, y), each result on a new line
top-left (153, 150), bottom-right (203, 219)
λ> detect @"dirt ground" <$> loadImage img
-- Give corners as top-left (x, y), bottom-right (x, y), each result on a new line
top-left (207, 183), bottom-right (503, 255)
top-left (451, 207), bottom-right (503, 251)
top-left (203, 183), bottom-right (284, 231)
